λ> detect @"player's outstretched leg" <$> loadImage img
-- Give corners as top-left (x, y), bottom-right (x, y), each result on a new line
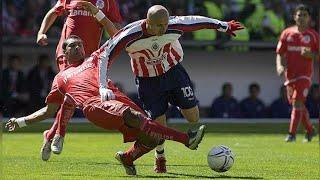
top-left (115, 151), bottom-right (137, 175)
top-left (123, 108), bottom-right (206, 148)
top-left (40, 130), bottom-right (52, 161)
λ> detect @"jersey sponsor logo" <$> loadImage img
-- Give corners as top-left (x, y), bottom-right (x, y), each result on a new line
top-left (302, 35), bottom-right (310, 44)
top-left (303, 88), bottom-right (309, 97)
top-left (286, 36), bottom-right (294, 42)
top-left (287, 45), bottom-right (302, 52)
top-left (63, 63), bottom-right (94, 83)
top-left (96, 0), bottom-right (104, 9)
top-left (145, 52), bottom-right (167, 65)
top-left (70, 9), bottom-right (93, 17)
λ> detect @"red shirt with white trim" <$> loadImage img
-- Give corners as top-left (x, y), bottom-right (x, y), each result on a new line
top-left (276, 26), bottom-right (319, 81)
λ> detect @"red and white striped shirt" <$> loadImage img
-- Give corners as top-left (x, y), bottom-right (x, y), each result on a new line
top-left (98, 16), bottom-right (229, 88)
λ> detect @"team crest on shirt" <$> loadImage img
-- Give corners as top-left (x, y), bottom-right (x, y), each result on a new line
top-left (302, 35), bottom-right (310, 43)
top-left (151, 42), bottom-right (159, 51)
top-left (96, 0), bottom-right (104, 9)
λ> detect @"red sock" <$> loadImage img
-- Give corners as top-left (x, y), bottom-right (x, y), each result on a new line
top-left (123, 142), bottom-right (153, 165)
top-left (301, 107), bottom-right (313, 134)
top-left (289, 108), bottom-right (303, 135)
top-left (56, 102), bottom-right (75, 137)
top-left (139, 115), bottom-right (189, 145)
top-left (46, 110), bottom-right (61, 140)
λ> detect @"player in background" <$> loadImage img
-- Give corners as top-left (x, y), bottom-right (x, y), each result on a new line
top-left (276, 4), bottom-right (319, 142)
top-left (36, 0), bottom-right (122, 158)
top-left (5, 36), bottom-right (205, 175)
top-left (98, 5), bottom-right (243, 173)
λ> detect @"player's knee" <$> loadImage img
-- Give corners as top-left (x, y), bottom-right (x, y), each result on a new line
top-left (138, 135), bottom-right (159, 148)
top-left (123, 108), bottom-right (141, 128)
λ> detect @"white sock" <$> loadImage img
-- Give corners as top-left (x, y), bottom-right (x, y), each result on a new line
top-left (155, 142), bottom-right (165, 158)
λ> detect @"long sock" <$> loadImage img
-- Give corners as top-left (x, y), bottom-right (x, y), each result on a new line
top-left (289, 107), bottom-right (303, 135)
top-left (301, 107), bottom-right (313, 134)
top-left (46, 110), bottom-right (61, 140)
top-left (139, 115), bottom-right (188, 145)
top-left (155, 139), bottom-right (165, 158)
top-left (56, 101), bottom-right (75, 137)
top-left (123, 142), bottom-right (153, 165)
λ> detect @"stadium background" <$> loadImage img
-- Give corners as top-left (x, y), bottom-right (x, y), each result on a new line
top-left (1, 0), bottom-right (319, 119)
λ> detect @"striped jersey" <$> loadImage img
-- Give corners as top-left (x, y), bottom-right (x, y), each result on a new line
top-left (98, 16), bottom-right (229, 88)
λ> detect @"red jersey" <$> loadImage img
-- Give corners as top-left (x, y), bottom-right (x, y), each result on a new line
top-left (53, 0), bottom-right (122, 59)
top-left (276, 26), bottom-right (319, 81)
top-left (46, 53), bottom-right (101, 108)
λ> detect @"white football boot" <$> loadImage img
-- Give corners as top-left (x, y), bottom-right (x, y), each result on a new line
top-left (51, 134), bottom-right (64, 154)
top-left (40, 130), bottom-right (52, 161)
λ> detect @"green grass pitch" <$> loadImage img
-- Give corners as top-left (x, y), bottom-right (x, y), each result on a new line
top-left (2, 123), bottom-right (320, 179)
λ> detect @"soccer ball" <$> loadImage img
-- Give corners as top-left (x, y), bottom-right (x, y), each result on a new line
top-left (207, 145), bottom-right (235, 172)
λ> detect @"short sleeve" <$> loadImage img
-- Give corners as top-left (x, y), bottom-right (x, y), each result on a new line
top-left (105, 0), bottom-right (123, 23)
top-left (311, 31), bottom-right (319, 53)
top-left (45, 77), bottom-right (64, 104)
top-left (276, 30), bottom-right (287, 55)
top-left (53, 0), bottom-right (67, 16)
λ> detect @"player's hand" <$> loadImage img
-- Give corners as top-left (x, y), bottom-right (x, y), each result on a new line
top-left (37, 33), bottom-right (48, 46)
top-left (5, 118), bottom-right (19, 132)
top-left (276, 65), bottom-right (285, 76)
top-left (70, 1), bottom-right (99, 15)
top-left (301, 47), bottom-right (313, 59)
top-left (226, 20), bottom-right (244, 36)
top-left (99, 87), bottom-right (115, 101)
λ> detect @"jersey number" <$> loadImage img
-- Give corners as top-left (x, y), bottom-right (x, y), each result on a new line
top-left (181, 86), bottom-right (194, 98)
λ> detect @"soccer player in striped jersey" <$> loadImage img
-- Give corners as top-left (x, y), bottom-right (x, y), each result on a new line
top-left (98, 5), bottom-right (244, 173)
top-left (276, 4), bottom-right (319, 143)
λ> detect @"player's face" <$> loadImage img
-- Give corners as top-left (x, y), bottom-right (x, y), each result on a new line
top-left (294, 10), bottom-right (310, 27)
top-left (65, 39), bottom-right (85, 63)
top-left (147, 16), bottom-right (169, 36)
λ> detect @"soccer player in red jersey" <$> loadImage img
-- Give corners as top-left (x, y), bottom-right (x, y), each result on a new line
top-left (276, 4), bottom-right (319, 142)
top-left (36, 0), bottom-right (121, 155)
top-left (5, 36), bottom-right (205, 175)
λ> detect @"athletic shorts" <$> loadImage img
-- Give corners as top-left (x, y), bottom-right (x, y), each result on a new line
top-left (135, 63), bottom-right (198, 119)
top-left (286, 79), bottom-right (311, 104)
top-left (83, 81), bottom-right (145, 143)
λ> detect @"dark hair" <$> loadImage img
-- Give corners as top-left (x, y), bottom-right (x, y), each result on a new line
top-left (62, 35), bottom-right (82, 53)
top-left (294, 4), bottom-right (311, 15)
top-left (249, 83), bottom-right (260, 92)
top-left (222, 82), bottom-right (232, 92)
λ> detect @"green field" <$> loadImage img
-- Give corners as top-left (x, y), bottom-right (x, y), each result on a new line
top-left (2, 123), bottom-right (320, 179)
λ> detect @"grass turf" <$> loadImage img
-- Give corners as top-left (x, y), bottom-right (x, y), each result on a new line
top-left (2, 124), bottom-right (320, 179)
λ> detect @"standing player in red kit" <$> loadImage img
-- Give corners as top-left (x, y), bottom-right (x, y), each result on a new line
top-left (36, 0), bottom-right (122, 157)
top-left (276, 4), bottom-right (319, 142)
top-left (5, 36), bottom-right (205, 175)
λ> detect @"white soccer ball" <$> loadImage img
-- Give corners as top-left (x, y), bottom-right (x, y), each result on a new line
top-left (207, 145), bottom-right (235, 172)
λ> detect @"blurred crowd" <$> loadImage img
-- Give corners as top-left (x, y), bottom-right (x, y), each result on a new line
top-left (3, 0), bottom-right (319, 41)
top-left (1, 54), bottom-right (319, 119)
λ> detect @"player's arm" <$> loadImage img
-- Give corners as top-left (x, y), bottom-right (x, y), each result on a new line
top-left (276, 54), bottom-right (287, 76)
top-left (5, 103), bottom-right (60, 131)
top-left (73, 1), bottom-right (118, 37)
top-left (276, 30), bottom-right (288, 76)
top-left (168, 16), bottom-right (244, 36)
top-left (37, 8), bottom-right (58, 46)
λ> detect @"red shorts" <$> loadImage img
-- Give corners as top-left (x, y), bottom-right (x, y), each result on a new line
top-left (286, 79), bottom-right (311, 103)
top-left (83, 82), bottom-right (146, 143)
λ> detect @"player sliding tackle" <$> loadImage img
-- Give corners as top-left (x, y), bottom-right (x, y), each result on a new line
top-left (5, 35), bottom-right (205, 176)
top-left (98, 5), bottom-right (244, 173)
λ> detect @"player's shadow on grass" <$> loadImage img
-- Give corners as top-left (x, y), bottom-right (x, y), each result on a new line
top-left (167, 172), bottom-right (263, 179)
